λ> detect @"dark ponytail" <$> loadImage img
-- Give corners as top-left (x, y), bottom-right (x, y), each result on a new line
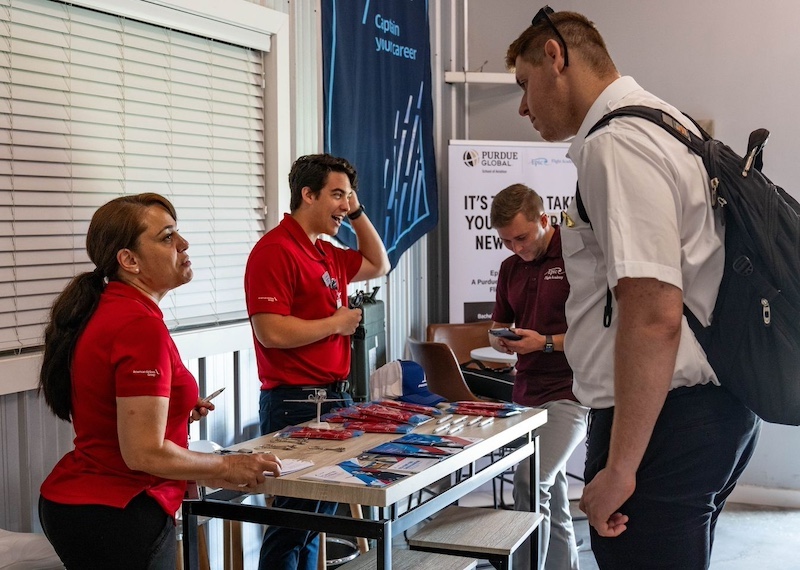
top-left (38, 193), bottom-right (177, 421)
top-left (39, 270), bottom-right (106, 421)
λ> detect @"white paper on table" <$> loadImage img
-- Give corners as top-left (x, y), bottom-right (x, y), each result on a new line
top-left (268, 458), bottom-right (314, 477)
top-left (300, 465), bottom-right (365, 484)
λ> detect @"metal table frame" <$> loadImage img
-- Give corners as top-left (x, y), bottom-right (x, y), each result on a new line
top-left (182, 410), bottom-right (544, 570)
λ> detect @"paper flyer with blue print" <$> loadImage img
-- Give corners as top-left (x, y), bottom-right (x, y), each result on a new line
top-left (354, 454), bottom-right (442, 473)
top-left (300, 459), bottom-right (409, 487)
top-left (365, 441), bottom-right (459, 458)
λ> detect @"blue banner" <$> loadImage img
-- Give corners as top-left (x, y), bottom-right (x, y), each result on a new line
top-left (322, 0), bottom-right (439, 269)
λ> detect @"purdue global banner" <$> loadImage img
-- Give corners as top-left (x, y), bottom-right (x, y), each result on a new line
top-left (322, 0), bottom-right (438, 269)
top-left (448, 140), bottom-right (576, 323)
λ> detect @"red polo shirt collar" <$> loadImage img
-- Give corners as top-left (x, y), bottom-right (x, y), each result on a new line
top-left (104, 280), bottom-right (162, 318)
top-left (281, 213), bottom-right (330, 263)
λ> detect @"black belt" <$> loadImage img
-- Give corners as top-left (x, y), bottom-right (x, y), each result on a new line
top-left (269, 381), bottom-right (350, 393)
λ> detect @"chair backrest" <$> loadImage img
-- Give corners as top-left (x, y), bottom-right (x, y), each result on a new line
top-left (426, 321), bottom-right (494, 366)
top-left (407, 338), bottom-right (480, 402)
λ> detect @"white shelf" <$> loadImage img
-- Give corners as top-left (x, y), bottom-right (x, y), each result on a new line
top-left (444, 71), bottom-right (516, 84)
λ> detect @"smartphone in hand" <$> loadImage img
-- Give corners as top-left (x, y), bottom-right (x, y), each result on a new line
top-left (489, 328), bottom-right (522, 341)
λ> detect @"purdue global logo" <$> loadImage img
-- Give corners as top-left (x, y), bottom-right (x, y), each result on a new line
top-left (463, 149), bottom-right (479, 167)
top-left (464, 149), bottom-right (520, 172)
top-left (479, 150), bottom-right (518, 167)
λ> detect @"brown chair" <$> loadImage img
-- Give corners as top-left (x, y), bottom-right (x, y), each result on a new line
top-left (427, 321), bottom-right (514, 373)
top-left (407, 338), bottom-right (515, 509)
top-left (407, 338), bottom-right (480, 402)
top-left (426, 321), bottom-right (506, 371)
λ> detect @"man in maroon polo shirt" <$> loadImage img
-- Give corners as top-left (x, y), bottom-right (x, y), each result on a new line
top-left (488, 183), bottom-right (588, 570)
top-left (245, 154), bottom-right (389, 570)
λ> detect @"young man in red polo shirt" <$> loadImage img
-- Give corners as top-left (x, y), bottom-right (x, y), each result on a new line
top-left (488, 183), bottom-right (588, 570)
top-left (245, 153), bottom-right (389, 570)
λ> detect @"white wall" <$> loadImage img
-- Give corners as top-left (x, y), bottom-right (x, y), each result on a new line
top-left (449, 0), bottom-right (800, 495)
top-left (466, 0), bottom-right (800, 196)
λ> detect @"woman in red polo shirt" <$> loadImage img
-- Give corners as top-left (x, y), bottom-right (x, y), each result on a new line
top-left (37, 193), bottom-right (280, 569)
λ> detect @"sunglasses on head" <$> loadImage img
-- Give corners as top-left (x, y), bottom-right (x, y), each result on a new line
top-left (531, 5), bottom-right (569, 67)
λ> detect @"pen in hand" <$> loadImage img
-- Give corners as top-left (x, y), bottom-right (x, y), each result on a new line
top-left (190, 387), bottom-right (225, 423)
top-left (202, 387), bottom-right (225, 402)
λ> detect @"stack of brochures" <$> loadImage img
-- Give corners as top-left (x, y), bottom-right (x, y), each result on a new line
top-left (349, 454), bottom-right (442, 473)
top-left (444, 401), bottom-right (527, 417)
top-left (366, 433), bottom-right (482, 458)
top-left (320, 401), bottom-right (438, 433)
top-left (300, 461), bottom-right (409, 487)
top-left (299, 432), bottom-right (483, 487)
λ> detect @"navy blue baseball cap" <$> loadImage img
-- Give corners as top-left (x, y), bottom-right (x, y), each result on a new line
top-left (398, 360), bottom-right (445, 406)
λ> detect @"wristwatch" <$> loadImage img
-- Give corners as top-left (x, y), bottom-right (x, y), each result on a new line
top-left (348, 204), bottom-right (365, 220)
top-left (543, 334), bottom-right (554, 353)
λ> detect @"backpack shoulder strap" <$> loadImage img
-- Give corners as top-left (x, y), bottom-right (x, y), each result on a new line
top-left (575, 183), bottom-right (590, 224)
top-left (587, 105), bottom-right (709, 154)
top-left (575, 105), bottom-right (708, 227)
top-left (575, 105), bottom-right (710, 329)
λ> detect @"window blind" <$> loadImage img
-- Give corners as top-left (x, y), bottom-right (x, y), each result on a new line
top-left (0, 0), bottom-right (267, 352)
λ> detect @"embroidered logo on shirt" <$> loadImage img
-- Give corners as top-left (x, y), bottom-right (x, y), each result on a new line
top-left (258, 296), bottom-right (278, 302)
top-left (544, 267), bottom-right (565, 280)
top-left (132, 369), bottom-right (160, 377)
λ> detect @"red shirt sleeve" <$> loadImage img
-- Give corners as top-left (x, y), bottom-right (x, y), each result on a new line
top-left (110, 316), bottom-right (174, 398)
top-left (246, 244), bottom-right (296, 317)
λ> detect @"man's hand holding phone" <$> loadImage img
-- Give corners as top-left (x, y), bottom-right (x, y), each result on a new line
top-left (489, 327), bottom-right (523, 341)
top-left (488, 327), bottom-right (521, 355)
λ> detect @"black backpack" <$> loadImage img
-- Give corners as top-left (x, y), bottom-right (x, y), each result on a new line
top-left (575, 105), bottom-right (800, 425)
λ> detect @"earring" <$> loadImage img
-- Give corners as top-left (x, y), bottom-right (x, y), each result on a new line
top-left (134, 268), bottom-right (140, 274)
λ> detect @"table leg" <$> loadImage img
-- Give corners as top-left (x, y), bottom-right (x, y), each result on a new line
top-left (317, 532), bottom-right (327, 570)
top-left (349, 504), bottom-right (370, 553)
top-left (530, 434), bottom-right (542, 570)
top-left (175, 540), bottom-right (183, 570)
top-left (198, 527), bottom-right (210, 570)
top-left (224, 520), bottom-right (243, 570)
top-left (181, 503), bottom-right (199, 570)
top-left (376, 526), bottom-right (392, 570)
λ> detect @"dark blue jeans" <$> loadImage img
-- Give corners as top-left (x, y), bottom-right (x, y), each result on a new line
top-left (258, 388), bottom-right (352, 570)
top-left (585, 383), bottom-right (761, 570)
